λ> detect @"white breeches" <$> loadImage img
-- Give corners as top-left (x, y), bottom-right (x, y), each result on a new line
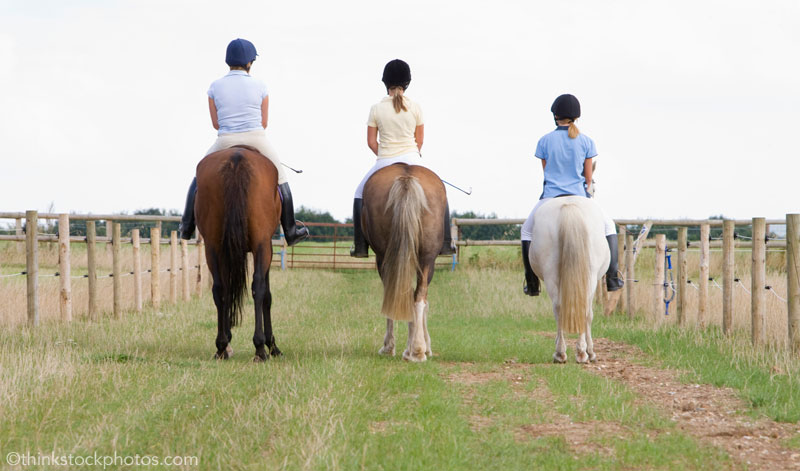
top-left (354, 152), bottom-right (423, 198)
top-left (520, 197), bottom-right (616, 241)
top-left (206, 129), bottom-right (288, 184)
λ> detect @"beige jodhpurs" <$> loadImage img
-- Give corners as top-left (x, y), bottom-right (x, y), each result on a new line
top-left (206, 129), bottom-right (288, 184)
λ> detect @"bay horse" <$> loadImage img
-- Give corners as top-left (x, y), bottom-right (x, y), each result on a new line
top-left (362, 163), bottom-right (448, 362)
top-left (195, 145), bottom-right (282, 362)
top-left (529, 196), bottom-right (610, 363)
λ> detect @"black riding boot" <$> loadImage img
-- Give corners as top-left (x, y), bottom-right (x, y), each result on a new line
top-left (439, 202), bottom-right (456, 255)
top-left (521, 240), bottom-right (540, 296)
top-left (278, 182), bottom-right (309, 246)
top-left (606, 234), bottom-right (624, 292)
top-left (179, 177), bottom-right (197, 240)
top-left (350, 198), bottom-right (369, 258)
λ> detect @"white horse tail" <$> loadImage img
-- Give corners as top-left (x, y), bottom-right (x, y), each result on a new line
top-left (381, 175), bottom-right (429, 321)
top-left (558, 202), bottom-right (590, 334)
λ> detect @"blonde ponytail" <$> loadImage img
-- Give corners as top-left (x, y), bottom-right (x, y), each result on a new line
top-left (568, 121), bottom-right (580, 139)
top-left (390, 87), bottom-right (408, 113)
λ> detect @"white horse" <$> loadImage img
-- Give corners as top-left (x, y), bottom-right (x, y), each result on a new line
top-left (529, 196), bottom-right (610, 363)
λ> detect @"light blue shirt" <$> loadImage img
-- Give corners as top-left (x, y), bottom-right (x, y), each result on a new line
top-left (535, 126), bottom-right (597, 199)
top-left (207, 70), bottom-right (268, 135)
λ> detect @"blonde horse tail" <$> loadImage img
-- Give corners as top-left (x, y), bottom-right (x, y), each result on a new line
top-left (558, 203), bottom-right (590, 334)
top-left (381, 175), bottom-right (428, 321)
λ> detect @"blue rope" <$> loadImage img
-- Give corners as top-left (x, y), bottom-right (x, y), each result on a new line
top-left (663, 252), bottom-right (676, 316)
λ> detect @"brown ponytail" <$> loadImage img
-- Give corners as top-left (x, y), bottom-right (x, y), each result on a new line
top-left (390, 87), bottom-right (408, 113)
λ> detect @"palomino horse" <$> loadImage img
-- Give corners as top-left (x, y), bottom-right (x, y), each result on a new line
top-left (362, 163), bottom-right (448, 362)
top-left (529, 196), bottom-right (610, 363)
top-left (195, 145), bottom-right (282, 362)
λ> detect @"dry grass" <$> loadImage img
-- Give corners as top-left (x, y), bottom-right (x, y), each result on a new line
top-left (621, 247), bottom-right (791, 347)
top-left (0, 241), bottom-right (210, 325)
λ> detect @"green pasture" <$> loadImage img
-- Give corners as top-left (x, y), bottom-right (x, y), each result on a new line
top-left (1, 251), bottom-right (798, 470)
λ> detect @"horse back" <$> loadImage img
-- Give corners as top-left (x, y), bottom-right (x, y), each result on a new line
top-left (195, 147), bottom-right (280, 252)
top-left (362, 164), bottom-right (447, 261)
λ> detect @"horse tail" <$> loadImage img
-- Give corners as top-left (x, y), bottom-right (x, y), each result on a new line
top-left (558, 203), bottom-right (590, 334)
top-left (381, 175), bottom-right (429, 321)
top-left (219, 151), bottom-right (251, 327)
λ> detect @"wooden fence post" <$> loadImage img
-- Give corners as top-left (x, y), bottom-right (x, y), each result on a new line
top-left (87, 220), bottom-right (98, 319)
top-left (25, 210), bottom-right (39, 326)
top-left (133, 229), bottom-right (142, 312)
top-left (677, 227), bottom-right (688, 326)
top-left (58, 214), bottom-right (72, 322)
top-left (112, 222), bottom-right (121, 318)
top-left (181, 239), bottom-right (190, 301)
top-left (722, 219), bottom-right (735, 335)
top-left (787, 214), bottom-right (800, 353)
top-left (197, 235), bottom-right (205, 297)
top-left (105, 220), bottom-right (113, 254)
top-left (751, 218), bottom-right (766, 346)
top-left (170, 231), bottom-right (178, 303)
top-left (151, 227), bottom-right (161, 310)
top-left (654, 234), bottom-right (666, 323)
top-left (626, 233), bottom-right (635, 318)
top-left (698, 223), bottom-right (710, 328)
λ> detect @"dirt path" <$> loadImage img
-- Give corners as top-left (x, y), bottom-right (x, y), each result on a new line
top-left (584, 336), bottom-right (800, 470)
top-left (442, 335), bottom-right (800, 470)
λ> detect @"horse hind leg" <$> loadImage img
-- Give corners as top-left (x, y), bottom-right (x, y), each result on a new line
top-left (402, 300), bottom-right (428, 362)
top-left (576, 332), bottom-right (589, 364)
top-left (208, 251), bottom-right (232, 360)
top-left (378, 318), bottom-right (396, 356)
top-left (423, 301), bottom-right (432, 357)
top-left (263, 270), bottom-right (281, 358)
top-left (251, 247), bottom-right (269, 362)
top-left (586, 305), bottom-right (596, 363)
top-left (552, 302), bottom-right (567, 364)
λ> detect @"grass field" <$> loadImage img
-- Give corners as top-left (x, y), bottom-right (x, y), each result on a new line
top-left (2, 263), bottom-right (799, 470)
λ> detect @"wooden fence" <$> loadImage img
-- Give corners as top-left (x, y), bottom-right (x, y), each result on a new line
top-left (452, 215), bottom-right (799, 352)
top-left (3, 211), bottom-right (800, 354)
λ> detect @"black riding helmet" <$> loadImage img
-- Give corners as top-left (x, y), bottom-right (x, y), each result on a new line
top-left (382, 59), bottom-right (411, 91)
top-left (551, 94), bottom-right (581, 120)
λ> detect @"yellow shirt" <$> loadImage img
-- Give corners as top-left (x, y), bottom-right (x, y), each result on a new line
top-left (367, 95), bottom-right (424, 158)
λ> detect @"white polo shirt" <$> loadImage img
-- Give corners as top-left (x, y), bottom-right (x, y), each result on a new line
top-left (367, 95), bottom-right (424, 158)
top-left (207, 70), bottom-right (268, 135)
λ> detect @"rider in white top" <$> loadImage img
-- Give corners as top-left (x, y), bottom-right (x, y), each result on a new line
top-left (520, 94), bottom-right (623, 296)
top-left (179, 38), bottom-right (308, 245)
top-left (350, 59), bottom-right (454, 257)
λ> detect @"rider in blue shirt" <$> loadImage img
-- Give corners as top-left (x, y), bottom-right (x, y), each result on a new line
top-left (520, 94), bottom-right (624, 296)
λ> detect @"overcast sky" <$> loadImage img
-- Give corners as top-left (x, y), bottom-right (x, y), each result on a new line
top-left (1, 0), bottom-right (798, 223)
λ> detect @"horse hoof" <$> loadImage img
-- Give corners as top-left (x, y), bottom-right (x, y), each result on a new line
top-left (576, 352), bottom-right (589, 364)
top-left (553, 353), bottom-right (567, 364)
top-left (226, 345), bottom-right (234, 357)
top-left (402, 349), bottom-right (426, 362)
top-left (253, 355), bottom-right (267, 363)
top-left (378, 346), bottom-right (396, 356)
top-left (269, 346), bottom-right (283, 357)
top-left (589, 353), bottom-right (597, 363)
top-left (213, 351), bottom-right (229, 360)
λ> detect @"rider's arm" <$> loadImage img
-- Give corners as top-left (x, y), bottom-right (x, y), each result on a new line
top-left (583, 157), bottom-right (593, 192)
top-left (261, 96), bottom-right (269, 129)
top-left (367, 126), bottom-right (378, 155)
top-left (208, 97), bottom-right (219, 130)
top-left (541, 159), bottom-right (546, 170)
top-left (415, 124), bottom-right (424, 152)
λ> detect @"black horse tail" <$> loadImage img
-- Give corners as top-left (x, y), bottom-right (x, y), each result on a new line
top-left (219, 151), bottom-right (251, 327)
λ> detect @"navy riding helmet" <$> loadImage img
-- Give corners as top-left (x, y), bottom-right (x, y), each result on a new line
top-left (382, 59), bottom-right (411, 91)
top-left (551, 94), bottom-right (581, 120)
top-left (226, 38), bottom-right (258, 67)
